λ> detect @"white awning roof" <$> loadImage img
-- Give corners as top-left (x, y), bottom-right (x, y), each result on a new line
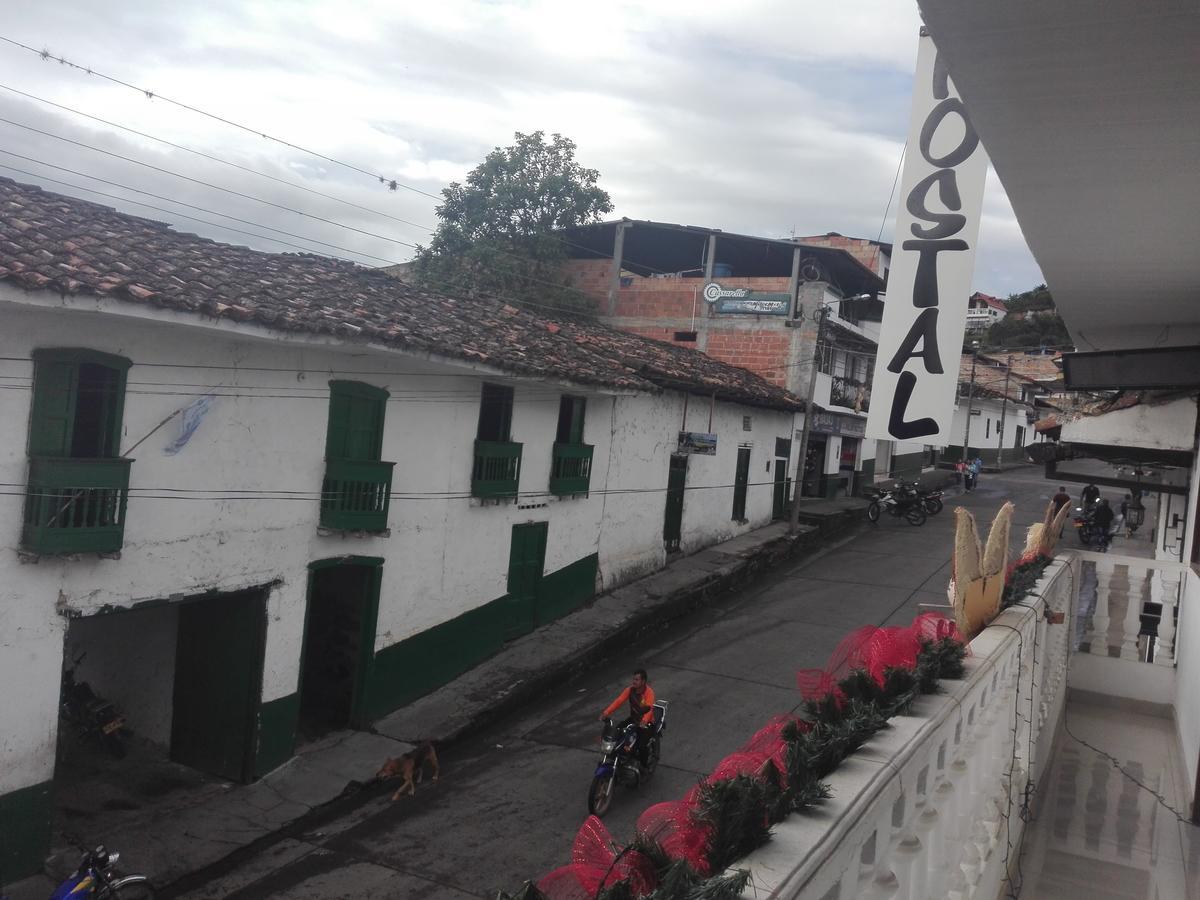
top-left (916, 2), bottom-right (1200, 352)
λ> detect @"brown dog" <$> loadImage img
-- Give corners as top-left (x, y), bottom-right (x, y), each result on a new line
top-left (376, 741), bottom-right (440, 800)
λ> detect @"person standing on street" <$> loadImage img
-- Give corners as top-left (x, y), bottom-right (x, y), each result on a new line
top-left (1093, 499), bottom-right (1116, 551)
top-left (969, 457), bottom-right (983, 491)
top-left (955, 459), bottom-right (967, 489)
top-left (1081, 483), bottom-right (1101, 510)
top-left (1052, 486), bottom-right (1072, 514)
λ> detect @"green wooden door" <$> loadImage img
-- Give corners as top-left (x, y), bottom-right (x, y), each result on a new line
top-left (772, 459), bottom-right (790, 519)
top-left (171, 590), bottom-right (267, 782)
top-left (732, 447), bottom-right (751, 521)
top-left (505, 522), bottom-right (547, 640)
top-left (663, 454), bottom-right (687, 552)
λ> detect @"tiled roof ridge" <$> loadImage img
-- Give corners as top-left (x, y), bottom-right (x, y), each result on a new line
top-left (0, 177), bottom-right (802, 411)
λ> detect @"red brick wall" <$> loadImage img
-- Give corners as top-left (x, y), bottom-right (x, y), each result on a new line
top-left (793, 235), bottom-right (885, 276)
top-left (704, 328), bottom-right (793, 387)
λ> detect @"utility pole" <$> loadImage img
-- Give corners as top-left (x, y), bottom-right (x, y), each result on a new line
top-left (790, 304), bottom-right (828, 534)
top-left (961, 341), bottom-right (980, 461)
top-left (996, 353), bottom-right (1013, 468)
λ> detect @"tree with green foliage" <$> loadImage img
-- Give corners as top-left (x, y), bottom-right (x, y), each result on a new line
top-left (411, 131), bottom-right (612, 314)
top-left (966, 284), bottom-right (1072, 351)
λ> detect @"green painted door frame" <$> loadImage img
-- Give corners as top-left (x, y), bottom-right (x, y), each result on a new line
top-left (663, 454), bottom-right (687, 552)
top-left (302, 556), bottom-right (384, 730)
top-left (505, 522), bottom-right (548, 640)
top-left (170, 589), bottom-right (268, 783)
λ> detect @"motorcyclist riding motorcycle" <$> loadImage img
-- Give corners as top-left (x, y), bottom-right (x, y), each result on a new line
top-left (600, 668), bottom-right (655, 766)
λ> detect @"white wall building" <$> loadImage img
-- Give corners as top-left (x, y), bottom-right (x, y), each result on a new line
top-left (0, 178), bottom-right (804, 879)
top-left (963, 291), bottom-right (1007, 331)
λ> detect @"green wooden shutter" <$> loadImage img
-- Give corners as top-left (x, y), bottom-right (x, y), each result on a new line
top-left (326, 382), bottom-right (387, 461)
top-left (569, 397), bottom-right (586, 444)
top-left (28, 358), bottom-right (78, 457)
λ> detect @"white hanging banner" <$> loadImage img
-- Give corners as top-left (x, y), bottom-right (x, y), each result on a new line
top-left (865, 29), bottom-right (989, 443)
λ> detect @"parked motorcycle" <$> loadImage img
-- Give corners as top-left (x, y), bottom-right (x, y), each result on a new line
top-left (1072, 506), bottom-right (1111, 551)
top-left (50, 845), bottom-right (152, 899)
top-left (906, 483), bottom-right (944, 515)
top-left (61, 653), bottom-right (127, 759)
top-left (587, 700), bottom-right (668, 817)
top-left (864, 484), bottom-right (927, 526)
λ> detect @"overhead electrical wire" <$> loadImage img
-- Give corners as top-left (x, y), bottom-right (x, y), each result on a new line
top-left (0, 33), bottom-right (443, 200)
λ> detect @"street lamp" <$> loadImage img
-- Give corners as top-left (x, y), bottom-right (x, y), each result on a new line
top-left (1127, 469), bottom-right (1146, 531)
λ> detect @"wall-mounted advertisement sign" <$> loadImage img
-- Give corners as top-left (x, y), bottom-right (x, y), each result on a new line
top-left (678, 431), bottom-right (718, 455)
top-left (703, 282), bottom-right (790, 316)
top-left (864, 30), bottom-right (989, 444)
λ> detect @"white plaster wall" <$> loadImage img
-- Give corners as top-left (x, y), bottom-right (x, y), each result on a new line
top-left (1061, 396), bottom-right (1197, 453)
top-left (0, 292), bottom-right (801, 793)
top-left (1174, 570), bottom-right (1200, 801)
top-left (945, 396), bottom-right (1037, 455)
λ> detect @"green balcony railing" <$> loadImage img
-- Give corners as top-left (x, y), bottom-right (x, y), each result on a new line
top-left (320, 458), bottom-right (395, 531)
top-left (549, 442), bottom-right (593, 496)
top-left (22, 456), bottom-right (133, 554)
top-left (472, 440), bottom-right (522, 499)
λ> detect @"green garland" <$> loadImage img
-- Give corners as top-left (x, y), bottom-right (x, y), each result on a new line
top-left (502, 636), bottom-right (968, 900)
top-left (1002, 554), bottom-right (1051, 609)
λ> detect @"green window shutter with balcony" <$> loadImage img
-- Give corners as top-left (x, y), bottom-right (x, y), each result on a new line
top-left (321, 382), bottom-right (393, 531)
top-left (556, 395), bottom-right (586, 444)
top-left (28, 357), bottom-right (78, 457)
top-left (325, 381), bottom-right (387, 462)
top-left (23, 349), bottom-right (132, 555)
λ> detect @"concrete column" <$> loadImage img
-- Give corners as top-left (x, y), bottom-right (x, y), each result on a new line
top-left (606, 221), bottom-right (628, 317)
top-left (703, 233), bottom-right (717, 283)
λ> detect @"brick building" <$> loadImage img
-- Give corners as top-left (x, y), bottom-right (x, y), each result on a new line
top-left (561, 219), bottom-right (933, 495)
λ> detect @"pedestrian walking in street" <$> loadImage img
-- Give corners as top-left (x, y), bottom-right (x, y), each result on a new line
top-left (956, 459), bottom-right (967, 489)
top-left (969, 457), bottom-right (983, 491)
top-left (1093, 498), bottom-right (1115, 551)
top-left (1081, 482), bottom-right (1100, 511)
top-left (1052, 485), bottom-right (1072, 514)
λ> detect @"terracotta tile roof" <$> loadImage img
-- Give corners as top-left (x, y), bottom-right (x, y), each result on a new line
top-left (958, 354), bottom-right (1041, 403)
top-left (1001, 352), bottom-right (1063, 382)
top-left (970, 291), bottom-right (1007, 311)
top-left (0, 177), bottom-right (801, 411)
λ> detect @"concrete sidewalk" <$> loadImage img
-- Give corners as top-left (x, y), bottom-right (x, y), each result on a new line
top-left (6, 506), bottom-right (865, 900)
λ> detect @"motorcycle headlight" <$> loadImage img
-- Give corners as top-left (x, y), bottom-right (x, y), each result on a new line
top-left (600, 739), bottom-right (618, 753)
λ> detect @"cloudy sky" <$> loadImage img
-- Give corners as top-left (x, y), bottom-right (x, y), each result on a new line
top-left (0, 0), bottom-right (1042, 296)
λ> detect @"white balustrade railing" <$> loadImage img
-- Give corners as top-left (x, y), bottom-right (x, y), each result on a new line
top-left (738, 556), bottom-right (1076, 899)
top-left (1072, 549), bottom-right (1184, 666)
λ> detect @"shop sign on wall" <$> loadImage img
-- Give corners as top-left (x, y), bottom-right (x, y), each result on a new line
top-left (703, 282), bottom-right (790, 316)
top-left (678, 431), bottom-right (718, 455)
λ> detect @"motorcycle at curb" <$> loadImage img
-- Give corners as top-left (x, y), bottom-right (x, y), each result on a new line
top-left (50, 845), bottom-right (153, 899)
top-left (587, 700), bottom-right (668, 817)
top-left (864, 485), bottom-right (927, 527)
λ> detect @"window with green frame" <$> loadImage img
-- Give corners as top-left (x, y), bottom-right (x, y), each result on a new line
top-left (321, 381), bottom-right (394, 532)
top-left (325, 381), bottom-right (387, 461)
top-left (555, 395), bottom-right (586, 444)
top-left (28, 349), bottom-right (131, 459)
top-left (22, 349), bottom-right (133, 555)
top-left (477, 383), bottom-right (514, 442)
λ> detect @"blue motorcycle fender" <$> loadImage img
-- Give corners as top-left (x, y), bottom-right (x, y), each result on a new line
top-left (594, 763), bottom-right (614, 778)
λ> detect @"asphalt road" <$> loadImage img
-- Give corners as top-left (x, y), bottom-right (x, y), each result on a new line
top-left (178, 467), bottom-right (1066, 899)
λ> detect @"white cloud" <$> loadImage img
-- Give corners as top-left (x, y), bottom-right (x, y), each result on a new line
top-left (0, 0), bottom-right (1042, 294)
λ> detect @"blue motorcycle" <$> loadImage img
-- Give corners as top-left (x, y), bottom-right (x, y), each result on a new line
top-left (50, 846), bottom-right (152, 899)
top-left (587, 700), bottom-right (668, 816)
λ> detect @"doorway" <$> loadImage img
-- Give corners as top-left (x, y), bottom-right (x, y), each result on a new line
top-left (297, 559), bottom-right (382, 740)
top-left (505, 522), bottom-right (549, 640)
top-left (663, 454), bottom-right (687, 552)
top-left (772, 458), bottom-right (790, 519)
top-left (170, 589), bottom-right (268, 782)
top-left (803, 436), bottom-right (827, 497)
top-left (839, 438), bottom-right (859, 496)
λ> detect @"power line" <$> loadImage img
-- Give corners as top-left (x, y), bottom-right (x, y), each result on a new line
top-left (0, 81), bottom-right (438, 233)
top-left (0, 117), bottom-right (425, 249)
top-left (0, 33), bottom-right (444, 201)
top-left (0, 159), bottom-right (397, 264)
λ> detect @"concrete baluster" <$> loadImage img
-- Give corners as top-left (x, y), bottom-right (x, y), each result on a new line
top-left (1121, 565), bottom-right (1148, 660)
top-left (1153, 569), bottom-right (1180, 665)
top-left (1086, 560), bottom-right (1114, 655)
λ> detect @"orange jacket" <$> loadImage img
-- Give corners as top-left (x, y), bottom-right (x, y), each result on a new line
top-left (604, 684), bottom-right (656, 725)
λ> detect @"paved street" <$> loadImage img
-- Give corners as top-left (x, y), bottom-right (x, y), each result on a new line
top-left (172, 467), bottom-right (1073, 899)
